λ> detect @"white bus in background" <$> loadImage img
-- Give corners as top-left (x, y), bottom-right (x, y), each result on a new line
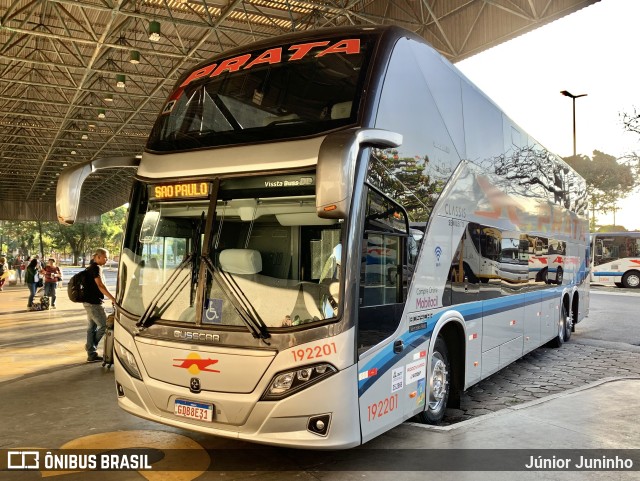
top-left (460, 224), bottom-right (528, 285)
top-left (591, 232), bottom-right (640, 288)
top-left (57, 26), bottom-right (589, 449)
top-left (547, 239), bottom-right (566, 285)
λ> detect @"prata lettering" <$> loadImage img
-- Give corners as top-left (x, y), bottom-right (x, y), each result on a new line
top-left (179, 39), bottom-right (361, 88)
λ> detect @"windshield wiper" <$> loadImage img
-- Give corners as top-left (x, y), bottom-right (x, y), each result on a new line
top-left (136, 254), bottom-right (194, 330)
top-left (201, 255), bottom-right (270, 342)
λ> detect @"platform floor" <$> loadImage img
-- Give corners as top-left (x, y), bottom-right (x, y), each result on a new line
top-left (1, 279), bottom-right (639, 480)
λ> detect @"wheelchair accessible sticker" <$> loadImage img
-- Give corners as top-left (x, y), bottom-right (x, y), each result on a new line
top-left (203, 298), bottom-right (223, 324)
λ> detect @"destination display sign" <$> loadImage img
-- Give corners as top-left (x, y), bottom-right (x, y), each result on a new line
top-left (149, 182), bottom-right (210, 200)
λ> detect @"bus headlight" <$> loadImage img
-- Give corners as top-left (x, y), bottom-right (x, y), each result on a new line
top-left (114, 340), bottom-right (142, 380)
top-left (261, 363), bottom-right (337, 401)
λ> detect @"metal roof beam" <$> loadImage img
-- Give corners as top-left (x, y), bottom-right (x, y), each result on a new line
top-left (90, 0), bottom-right (247, 160)
top-left (0, 53), bottom-right (170, 82)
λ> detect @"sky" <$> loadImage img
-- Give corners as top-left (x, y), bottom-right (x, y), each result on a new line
top-left (456, 0), bottom-right (640, 230)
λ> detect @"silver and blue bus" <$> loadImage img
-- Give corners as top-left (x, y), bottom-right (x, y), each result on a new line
top-left (57, 26), bottom-right (590, 449)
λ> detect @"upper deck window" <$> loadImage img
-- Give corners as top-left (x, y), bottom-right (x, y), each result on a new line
top-left (147, 35), bottom-right (376, 152)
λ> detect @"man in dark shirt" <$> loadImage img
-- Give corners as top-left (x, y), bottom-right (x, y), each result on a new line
top-left (84, 248), bottom-right (116, 362)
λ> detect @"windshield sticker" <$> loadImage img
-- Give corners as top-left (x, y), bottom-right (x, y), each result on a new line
top-left (179, 39), bottom-right (361, 89)
top-left (203, 298), bottom-right (223, 324)
top-left (162, 100), bottom-right (176, 115)
top-left (252, 89), bottom-right (264, 105)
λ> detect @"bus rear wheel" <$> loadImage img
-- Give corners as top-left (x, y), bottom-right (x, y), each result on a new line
top-left (549, 305), bottom-right (569, 347)
top-left (417, 337), bottom-right (450, 424)
top-left (622, 270), bottom-right (640, 288)
top-left (564, 306), bottom-right (573, 341)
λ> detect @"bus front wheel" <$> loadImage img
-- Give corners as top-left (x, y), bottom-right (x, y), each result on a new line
top-left (622, 270), bottom-right (640, 288)
top-left (418, 337), bottom-right (450, 424)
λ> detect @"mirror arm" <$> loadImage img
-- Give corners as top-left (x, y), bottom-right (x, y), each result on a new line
top-left (56, 156), bottom-right (140, 225)
top-left (316, 128), bottom-right (402, 219)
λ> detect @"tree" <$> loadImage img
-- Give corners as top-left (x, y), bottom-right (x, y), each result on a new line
top-left (1, 204), bottom-right (128, 264)
top-left (55, 222), bottom-right (103, 265)
top-left (620, 107), bottom-right (640, 181)
top-left (564, 150), bottom-right (637, 230)
top-left (0, 220), bottom-right (40, 257)
top-left (369, 149), bottom-right (448, 222)
top-left (621, 107), bottom-right (640, 137)
top-left (597, 225), bottom-right (628, 233)
top-left (99, 206), bottom-right (128, 256)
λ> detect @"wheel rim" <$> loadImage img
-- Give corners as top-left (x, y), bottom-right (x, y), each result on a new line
top-left (429, 352), bottom-right (448, 413)
top-left (565, 310), bottom-right (573, 339)
top-left (557, 269), bottom-right (563, 284)
top-left (558, 314), bottom-right (565, 340)
top-left (627, 274), bottom-right (640, 287)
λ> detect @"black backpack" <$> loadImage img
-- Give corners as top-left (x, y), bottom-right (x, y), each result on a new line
top-left (67, 269), bottom-right (88, 303)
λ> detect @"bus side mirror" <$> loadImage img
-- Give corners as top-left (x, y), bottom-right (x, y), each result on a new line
top-left (316, 128), bottom-right (402, 219)
top-left (56, 156), bottom-right (140, 225)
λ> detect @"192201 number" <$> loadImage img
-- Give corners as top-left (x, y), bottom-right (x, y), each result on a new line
top-left (367, 394), bottom-right (398, 421)
top-left (292, 342), bottom-right (337, 362)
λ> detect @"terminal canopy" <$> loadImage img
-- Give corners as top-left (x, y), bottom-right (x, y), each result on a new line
top-left (0, 0), bottom-right (598, 221)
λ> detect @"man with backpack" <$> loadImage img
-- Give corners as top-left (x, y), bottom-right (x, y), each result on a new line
top-left (83, 248), bottom-right (116, 363)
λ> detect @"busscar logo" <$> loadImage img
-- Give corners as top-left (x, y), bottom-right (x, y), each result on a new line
top-left (173, 353), bottom-right (220, 375)
top-left (173, 330), bottom-right (220, 342)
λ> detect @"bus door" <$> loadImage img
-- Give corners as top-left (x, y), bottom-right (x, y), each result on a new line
top-left (356, 187), bottom-right (411, 443)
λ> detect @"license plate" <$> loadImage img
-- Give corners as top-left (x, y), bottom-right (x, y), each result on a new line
top-left (174, 399), bottom-right (214, 422)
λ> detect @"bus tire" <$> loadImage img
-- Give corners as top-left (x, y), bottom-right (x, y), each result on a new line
top-left (549, 306), bottom-right (567, 348)
top-left (622, 270), bottom-right (640, 288)
top-left (556, 267), bottom-right (563, 285)
top-left (463, 263), bottom-right (478, 284)
top-left (418, 337), bottom-right (450, 424)
top-left (615, 282), bottom-right (623, 288)
top-left (564, 305), bottom-right (573, 342)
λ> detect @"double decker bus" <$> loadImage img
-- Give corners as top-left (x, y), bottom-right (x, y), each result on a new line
top-left (591, 232), bottom-right (640, 288)
top-left (57, 26), bottom-right (589, 449)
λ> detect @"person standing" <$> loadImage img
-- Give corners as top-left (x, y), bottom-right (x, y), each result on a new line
top-left (83, 248), bottom-right (116, 363)
top-left (0, 257), bottom-right (8, 291)
top-left (13, 255), bottom-right (24, 285)
top-left (24, 258), bottom-right (41, 309)
top-left (43, 258), bottom-right (62, 309)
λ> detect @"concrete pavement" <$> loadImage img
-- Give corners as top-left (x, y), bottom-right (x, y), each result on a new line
top-left (1, 281), bottom-right (639, 479)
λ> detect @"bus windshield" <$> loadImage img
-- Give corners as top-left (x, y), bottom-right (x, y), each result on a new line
top-left (147, 35), bottom-right (376, 152)
top-left (119, 178), bottom-right (343, 330)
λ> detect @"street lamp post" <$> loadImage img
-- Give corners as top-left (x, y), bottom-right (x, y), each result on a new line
top-left (560, 90), bottom-right (587, 156)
